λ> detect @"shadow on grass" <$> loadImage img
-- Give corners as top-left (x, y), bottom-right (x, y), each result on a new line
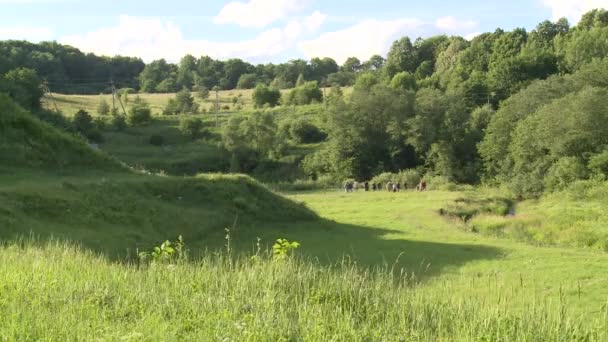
top-left (200, 218), bottom-right (502, 282)
top-left (0, 173), bottom-right (502, 282)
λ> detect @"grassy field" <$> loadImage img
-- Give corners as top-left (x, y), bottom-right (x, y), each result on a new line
top-left (42, 87), bottom-right (351, 117)
top-left (2, 188), bottom-right (608, 340)
top-left (43, 89), bottom-right (260, 116)
top-left (3, 93), bottom-right (608, 339)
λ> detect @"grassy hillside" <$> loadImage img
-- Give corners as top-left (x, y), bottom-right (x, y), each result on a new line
top-left (0, 94), bottom-right (123, 173)
top-left (0, 96), bottom-right (317, 257)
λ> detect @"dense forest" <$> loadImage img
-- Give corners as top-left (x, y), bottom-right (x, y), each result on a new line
top-left (2, 9), bottom-right (608, 198)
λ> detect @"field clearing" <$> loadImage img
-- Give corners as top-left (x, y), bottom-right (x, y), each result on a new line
top-left (42, 87), bottom-right (352, 116)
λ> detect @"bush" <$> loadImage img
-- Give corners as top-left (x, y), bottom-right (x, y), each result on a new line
top-left (285, 81), bottom-right (323, 106)
top-left (163, 88), bottom-right (199, 115)
top-left (237, 73), bottom-right (258, 89)
top-left (289, 119), bottom-right (327, 144)
top-left (127, 96), bottom-right (152, 126)
top-left (73, 109), bottom-right (104, 143)
top-left (252, 84), bottom-right (281, 108)
top-left (149, 134), bottom-right (164, 146)
top-left (589, 150), bottom-right (608, 179)
top-left (73, 109), bottom-right (94, 134)
top-left (97, 98), bottom-right (110, 116)
top-left (195, 85), bottom-right (210, 100)
top-left (111, 114), bottom-right (127, 131)
top-left (371, 170), bottom-right (421, 189)
top-left (179, 117), bottom-right (204, 139)
top-left (544, 157), bottom-right (589, 192)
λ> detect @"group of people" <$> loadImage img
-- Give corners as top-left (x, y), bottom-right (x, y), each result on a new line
top-left (344, 180), bottom-right (427, 193)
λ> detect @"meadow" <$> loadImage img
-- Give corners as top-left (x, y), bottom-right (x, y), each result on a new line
top-left (0, 91), bottom-right (605, 340)
top-left (2, 189), bottom-right (608, 340)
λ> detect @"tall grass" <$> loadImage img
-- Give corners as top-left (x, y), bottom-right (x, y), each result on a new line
top-left (0, 239), bottom-right (606, 340)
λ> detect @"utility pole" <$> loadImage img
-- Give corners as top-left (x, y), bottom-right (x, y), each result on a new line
top-left (42, 79), bottom-right (59, 113)
top-left (322, 78), bottom-right (328, 112)
top-left (111, 81), bottom-right (127, 116)
top-left (111, 80), bottom-right (116, 113)
top-left (213, 86), bottom-right (220, 128)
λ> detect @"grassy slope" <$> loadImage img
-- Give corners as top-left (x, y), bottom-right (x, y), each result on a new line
top-left (0, 96), bottom-right (317, 258)
top-left (43, 91), bottom-right (329, 179)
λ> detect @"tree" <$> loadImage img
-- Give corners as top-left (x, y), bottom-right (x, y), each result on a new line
top-left (284, 81), bottom-right (323, 106)
top-left (128, 96), bottom-right (152, 125)
top-left (97, 98), bottom-right (110, 116)
top-left (479, 75), bottom-right (575, 179)
top-left (390, 71), bottom-right (416, 91)
top-left (309, 57), bottom-right (339, 82)
top-left (289, 119), bottom-right (326, 144)
top-left (139, 59), bottom-right (176, 93)
top-left (1, 68), bottom-right (43, 109)
top-left (196, 85), bottom-right (210, 100)
top-left (179, 117), bottom-right (204, 139)
top-left (236, 73), bottom-right (258, 89)
top-left (577, 9), bottom-right (608, 30)
top-left (163, 88), bottom-right (199, 115)
top-left (252, 84), bottom-right (281, 108)
top-left (341, 57), bottom-right (362, 73)
top-left (363, 55), bottom-right (386, 71)
top-left (177, 54), bottom-right (197, 90)
top-left (385, 37), bottom-right (418, 78)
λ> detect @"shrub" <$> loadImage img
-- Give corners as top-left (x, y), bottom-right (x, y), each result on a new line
top-left (371, 170), bottom-right (421, 189)
top-left (127, 96), bottom-right (152, 126)
top-left (149, 134), bottom-right (164, 146)
top-left (111, 114), bottom-right (127, 131)
top-left (589, 150), bottom-right (608, 179)
top-left (544, 157), bottom-right (589, 192)
top-left (195, 85), bottom-right (210, 100)
top-left (252, 84), bottom-right (281, 108)
top-left (163, 88), bottom-right (199, 115)
top-left (73, 109), bottom-right (94, 134)
top-left (73, 109), bottom-right (104, 143)
top-left (285, 81), bottom-right (323, 106)
top-left (97, 98), bottom-right (110, 116)
top-left (179, 117), bottom-right (204, 139)
top-left (237, 73), bottom-right (257, 89)
top-left (289, 119), bottom-right (327, 144)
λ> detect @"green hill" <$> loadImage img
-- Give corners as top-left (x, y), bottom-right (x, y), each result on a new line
top-left (0, 94), bottom-right (124, 173)
top-left (0, 95), bottom-right (317, 257)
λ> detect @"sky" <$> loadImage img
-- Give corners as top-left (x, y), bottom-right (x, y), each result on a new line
top-left (0, 0), bottom-right (607, 64)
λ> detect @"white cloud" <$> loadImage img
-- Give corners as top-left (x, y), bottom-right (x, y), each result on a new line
top-left (214, 0), bottom-right (306, 28)
top-left (464, 32), bottom-right (482, 41)
top-left (435, 16), bottom-right (478, 31)
top-left (304, 10), bottom-right (327, 31)
top-left (0, 26), bottom-right (54, 41)
top-left (60, 15), bottom-right (316, 62)
top-left (299, 19), bottom-right (424, 65)
top-left (540, 0), bottom-right (608, 22)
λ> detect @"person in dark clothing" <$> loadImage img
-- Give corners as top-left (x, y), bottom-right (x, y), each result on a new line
top-left (364, 182), bottom-right (370, 191)
top-left (396, 183), bottom-right (401, 192)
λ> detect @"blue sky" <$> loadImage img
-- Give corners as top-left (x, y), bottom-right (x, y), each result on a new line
top-left (0, 0), bottom-right (606, 64)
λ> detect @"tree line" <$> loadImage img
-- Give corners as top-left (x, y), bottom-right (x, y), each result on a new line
top-left (2, 9), bottom-right (608, 197)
